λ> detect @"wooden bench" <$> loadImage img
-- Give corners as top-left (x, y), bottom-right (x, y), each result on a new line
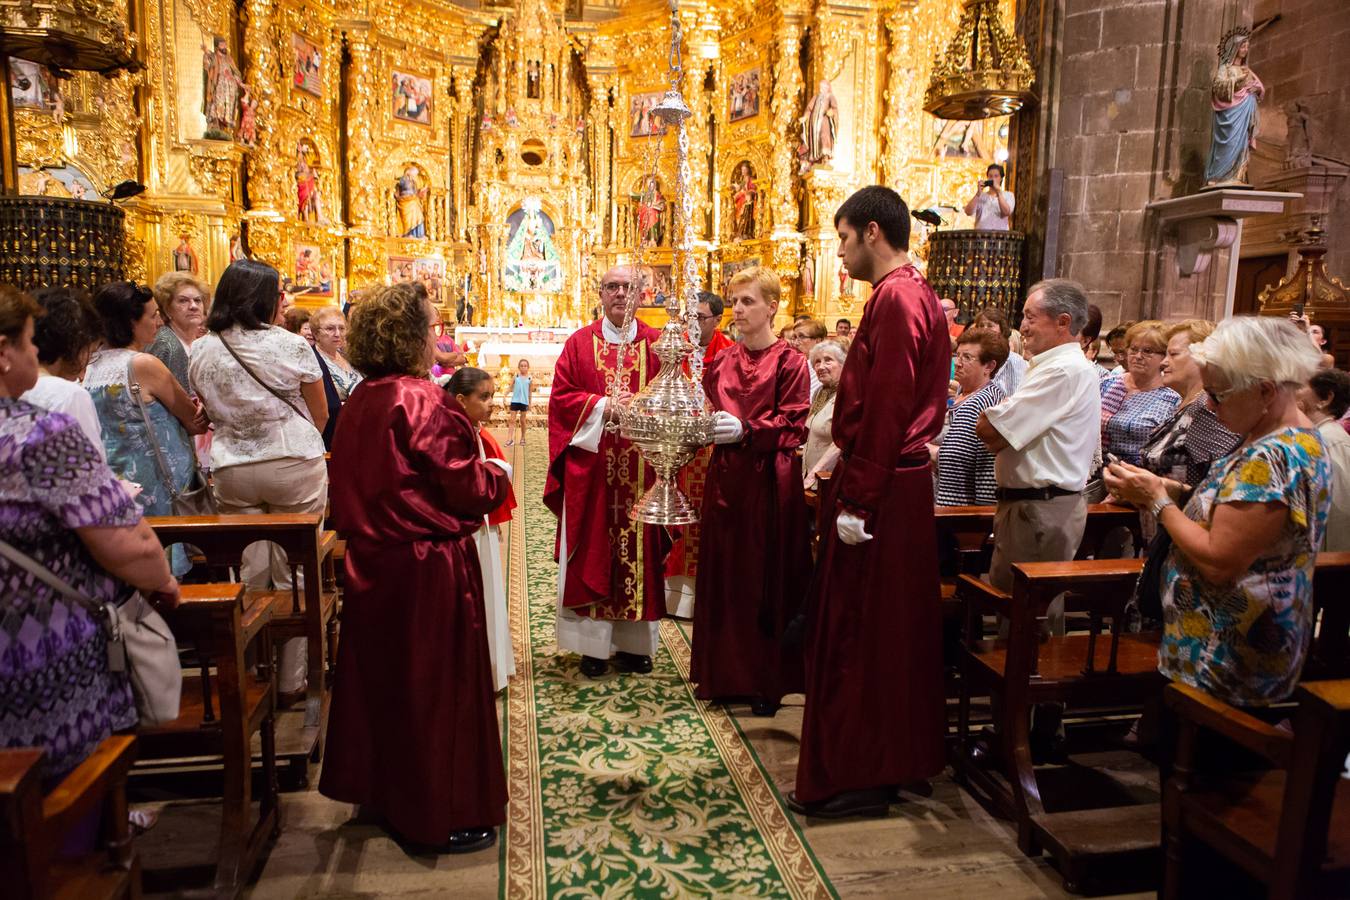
top-left (1163, 679), bottom-right (1350, 899)
top-left (134, 583), bottom-right (279, 898)
top-left (147, 514), bottom-right (340, 746)
top-left (0, 735), bottom-right (139, 900)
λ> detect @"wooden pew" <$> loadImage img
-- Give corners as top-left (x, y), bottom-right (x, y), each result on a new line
top-left (147, 514), bottom-right (340, 744)
top-left (1162, 679), bottom-right (1350, 899)
top-left (0, 735), bottom-right (139, 900)
top-left (135, 583), bottom-right (279, 898)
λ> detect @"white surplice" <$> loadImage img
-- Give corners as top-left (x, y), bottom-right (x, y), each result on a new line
top-left (474, 432), bottom-right (515, 691)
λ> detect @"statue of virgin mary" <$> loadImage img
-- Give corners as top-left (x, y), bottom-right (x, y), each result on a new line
top-left (1204, 27), bottom-right (1264, 187)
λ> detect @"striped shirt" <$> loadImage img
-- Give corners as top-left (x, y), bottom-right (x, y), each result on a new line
top-left (936, 380), bottom-right (1007, 506)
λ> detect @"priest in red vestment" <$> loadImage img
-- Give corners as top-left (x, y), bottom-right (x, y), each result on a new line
top-left (691, 267), bottom-right (811, 715)
top-left (320, 284), bottom-right (512, 852)
top-left (545, 265), bottom-right (669, 678)
top-left (665, 290), bottom-right (735, 617)
top-left (789, 186), bottom-right (950, 818)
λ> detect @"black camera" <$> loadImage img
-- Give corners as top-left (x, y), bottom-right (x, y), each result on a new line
top-left (981, 179), bottom-right (994, 188)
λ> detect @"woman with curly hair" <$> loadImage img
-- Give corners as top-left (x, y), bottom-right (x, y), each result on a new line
top-left (319, 283), bottom-right (512, 854)
top-left (146, 271), bottom-right (209, 393)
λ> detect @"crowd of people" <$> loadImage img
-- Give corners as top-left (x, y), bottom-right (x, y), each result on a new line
top-left (2, 181), bottom-right (1348, 859)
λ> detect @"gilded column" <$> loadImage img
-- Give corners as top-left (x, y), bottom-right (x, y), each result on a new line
top-left (768, 12), bottom-right (805, 239)
top-left (451, 68), bottom-right (476, 242)
top-left (343, 25), bottom-right (381, 233)
top-left (586, 68), bottom-right (616, 249)
top-left (242, 0), bottom-right (283, 218)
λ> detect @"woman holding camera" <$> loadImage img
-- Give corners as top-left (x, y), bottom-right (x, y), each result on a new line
top-left (963, 163), bottom-right (1015, 231)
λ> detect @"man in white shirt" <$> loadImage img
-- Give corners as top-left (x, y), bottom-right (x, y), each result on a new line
top-left (975, 279), bottom-right (1101, 595)
top-left (963, 163), bottom-right (1015, 231)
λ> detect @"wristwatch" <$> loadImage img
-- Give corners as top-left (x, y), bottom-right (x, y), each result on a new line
top-left (1150, 495), bottom-right (1175, 518)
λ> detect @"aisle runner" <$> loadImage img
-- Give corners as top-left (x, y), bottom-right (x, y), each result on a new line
top-left (501, 438), bottom-right (834, 899)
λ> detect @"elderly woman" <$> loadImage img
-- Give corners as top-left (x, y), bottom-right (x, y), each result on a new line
top-left (146, 272), bottom-right (208, 392)
top-left (1, 284), bottom-right (179, 787)
top-left (970, 306), bottom-right (1026, 396)
top-left (21, 285), bottom-right (104, 457)
top-left (692, 266), bottom-right (812, 717)
top-left (85, 282), bottom-right (208, 569)
top-left (793, 318), bottom-right (828, 399)
top-left (319, 284), bottom-right (511, 853)
top-left (935, 329), bottom-right (1009, 506)
top-left (1105, 317), bottom-right (1332, 706)
top-left (311, 306), bottom-right (362, 401)
top-left (803, 339), bottom-right (846, 488)
top-left (1100, 320), bottom-right (1180, 464)
top-left (1297, 367), bottom-right (1350, 551)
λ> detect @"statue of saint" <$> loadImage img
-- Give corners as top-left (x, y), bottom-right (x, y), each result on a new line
top-left (798, 80), bottom-right (838, 173)
top-left (173, 237), bottom-right (199, 275)
top-left (395, 165), bottom-right (428, 238)
top-left (1204, 28), bottom-right (1264, 187)
top-left (202, 36), bottom-right (245, 141)
top-left (801, 252), bottom-right (815, 301)
top-left (237, 88), bottom-right (257, 148)
top-left (295, 143), bottom-right (324, 223)
top-left (730, 162), bottom-right (758, 241)
top-left (527, 60), bottom-right (541, 99)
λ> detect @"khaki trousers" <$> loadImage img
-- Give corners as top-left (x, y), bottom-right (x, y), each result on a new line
top-left (990, 493), bottom-right (1087, 635)
top-left (212, 455), bottom-right (328, 693)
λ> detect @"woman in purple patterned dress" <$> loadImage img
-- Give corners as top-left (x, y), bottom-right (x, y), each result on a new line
top-left (0, 285), bottom-right (181, 785)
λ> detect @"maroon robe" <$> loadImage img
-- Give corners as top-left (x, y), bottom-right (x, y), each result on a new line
top-left (319, 376), bottom-right (511, 841)
top-left (691, 340), bottom-right (812, 702)
top-left (544, 319), bottom-right (668, 620)
top-left (794, 264), bottom-right (950, 803)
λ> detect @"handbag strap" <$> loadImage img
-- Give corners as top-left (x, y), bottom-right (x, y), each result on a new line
top-left (219, 333), bottom-right (318, 431)
top-left (125, 354), bottom-right (186, 501)
top-left (0, 538), bottom-right (105, 617)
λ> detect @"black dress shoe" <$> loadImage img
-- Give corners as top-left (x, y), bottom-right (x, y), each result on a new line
top-left (785, 788), bottom-right (890, 819)
top-left (443, 827), bottom-right (496, 854)
top-left (750, 698), bottom-right (780, 717)
top-left (613, 652), bottom-right (653, 674)
top-left (579, 655), bottom-right (608, 678)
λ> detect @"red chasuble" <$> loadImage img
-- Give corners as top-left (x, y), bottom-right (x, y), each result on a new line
top-left (691, 339), bottom-right (812, 702)
top-left (665, 329), bottom-right (737, 581)
top-left (319, 377), bottom-right (512, 841)
top-left (794, 264), bottom-right (950, 803)
top-left (544, 319), bottom-right (669, 621)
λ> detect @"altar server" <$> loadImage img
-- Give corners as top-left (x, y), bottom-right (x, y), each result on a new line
top-left (320, 284), bottom-right (511, 852)
top-left (690, 266), bottom-right (812, 715)
top-left (545, 265), bottom-right (669, 678)
top-left (789, 186), bottom-right (949, 818)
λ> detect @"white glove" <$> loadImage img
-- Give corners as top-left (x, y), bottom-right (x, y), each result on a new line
top-left (836, 511), bottom-right (873, 545)
top-left (711, 411), bottom-right (744, 445)
top-left (485, 458), bottom-right (513, 480)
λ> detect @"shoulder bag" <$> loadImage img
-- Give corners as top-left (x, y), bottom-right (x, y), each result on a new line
top-left (219, 333), bottom-right (320, 429)
top-left (126, 355), bottom-right (217, 517)
top-left (0, 538), bottom-right (182, 726)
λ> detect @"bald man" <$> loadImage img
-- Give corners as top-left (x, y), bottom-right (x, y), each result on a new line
top-left (544, 266), bottom-right (670, 677)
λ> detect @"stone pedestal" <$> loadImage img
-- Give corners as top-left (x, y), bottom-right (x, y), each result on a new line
top-left (1145, 188), bottom-right (1300, 319)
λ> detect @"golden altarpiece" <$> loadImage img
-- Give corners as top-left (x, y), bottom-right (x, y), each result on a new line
top-left (3, 0), bottom-right (1013, 335)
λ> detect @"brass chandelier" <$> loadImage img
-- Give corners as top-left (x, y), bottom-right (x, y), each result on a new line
top-left (924, 0), bottom-right (1035, 120)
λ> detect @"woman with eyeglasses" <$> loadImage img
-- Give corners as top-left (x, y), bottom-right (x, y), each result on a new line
top-left (312, 306), bottom-right (362, 400)
top-left (146, 273), bottom-right (209, 394)
top-left (1099, 320), bottom-right (1180, 465)
top-left (1105, 316), bottom-right (1332, 707)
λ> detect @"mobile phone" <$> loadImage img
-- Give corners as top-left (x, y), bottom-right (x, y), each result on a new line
top-left (1104, 452), bottom-right (1122, 468)
top-left (1292, 301), bottom-right (1305, 318)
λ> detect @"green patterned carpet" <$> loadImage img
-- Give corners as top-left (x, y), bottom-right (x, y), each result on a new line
top-left (499, 435), bottom-right (834, 899)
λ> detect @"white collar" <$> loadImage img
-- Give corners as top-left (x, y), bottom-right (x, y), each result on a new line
top-left (601, 317), bottom-right (637, 344)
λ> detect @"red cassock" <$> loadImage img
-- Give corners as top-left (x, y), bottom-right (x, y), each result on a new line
top-left (691, 340), bottom-right (812, 702)
top-left (544, 319), bottom-right (668, 620)
top-left (319, 376), bottom-right (511, 841)
top-left (665, 330), bottom-right (737, 584)
top-left (794, 264), bottom-right (951, 803)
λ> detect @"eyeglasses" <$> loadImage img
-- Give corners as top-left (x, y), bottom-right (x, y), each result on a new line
top-left (1204, 385), bottom-right (1244, 406)
top-left (430, 320), bottom-right (445, 335)
top-left (696, 313), bottom-right (719, 322)
top-left (1127, 346), bottom-right (1163, 357)
top-left (317, 325), bottom-right (346, 333)
top-left (602, 282), bottom-right (632, 295)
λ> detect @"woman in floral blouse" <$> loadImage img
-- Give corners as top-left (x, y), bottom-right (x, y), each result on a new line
top-left (1106, 316), bottom-right (1331, 706)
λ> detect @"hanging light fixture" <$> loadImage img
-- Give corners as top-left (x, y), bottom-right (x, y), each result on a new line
top-left (924, 0), bottom-right (1035, 120)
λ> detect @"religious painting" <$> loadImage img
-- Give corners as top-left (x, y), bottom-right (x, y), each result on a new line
top-left (797, 79), bottom-right (838, 173)
top-left (17, 165), bottom-right (95, 199)
top-left (9, 58), bottom-right (58, 111)
top-left (720, 257), bottom-right (759, 296)
top-left (294, 243), bottom-right (332, 296)
top-left (728, 67), bottom-right (761, 122)
top-left (638, 265), bottom-right (674, 307)
top-left (292, 33), bottom-right (322, 97)
top-left (632, 176), bottom-right (667, 248)
top-left (394, 163), bottom-right (430, 239)
top-left (388, 256), bottom-right (446, 304)
top-left (502, 200), bottom-right (562, 293)
top-left (392, 69), bottom-right (433, 125)
top-left (172, 237), bottom-right (199, 275)
top-left (202, 35), bottom-right (246, 141)
top-left (629, 91), bottom-right (668, 138)
top-left (295, 139), bottom-right (327, 224)
top-left (729, 161), bottom-right (758, 241)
